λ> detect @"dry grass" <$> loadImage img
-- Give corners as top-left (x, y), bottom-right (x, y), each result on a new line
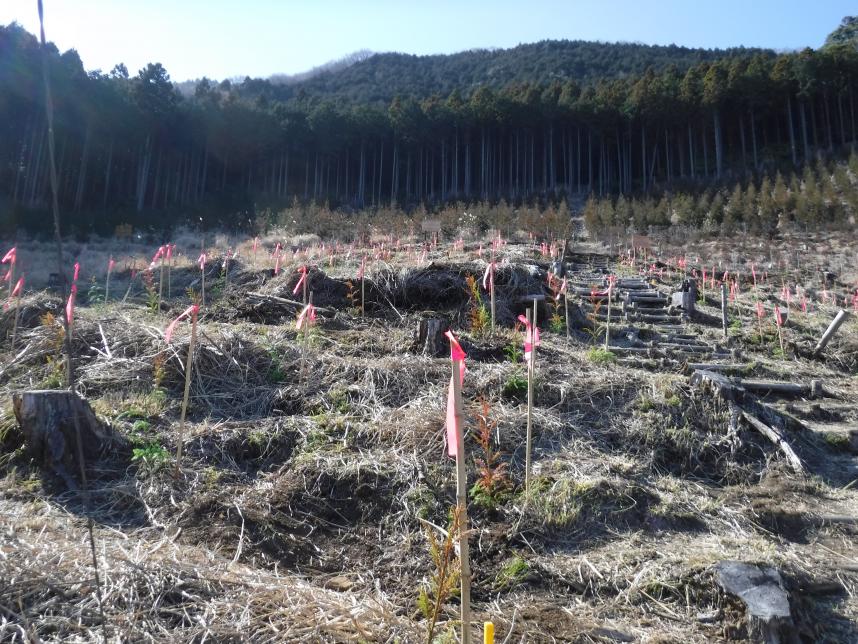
top-left (1, 229), bottom-right (858, 642)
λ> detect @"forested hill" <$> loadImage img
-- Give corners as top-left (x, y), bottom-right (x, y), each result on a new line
top-left (248, 41), bottom-right (772, 104)
top-left (2, 17), bottom-right (858, 236)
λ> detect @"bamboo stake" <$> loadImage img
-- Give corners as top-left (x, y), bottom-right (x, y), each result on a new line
top-left (604, 280), bottom-right (612, 351)
top-left (157, 254), bottom-right (165, 312)
top-left (201, 261), bottom-right (206, 307)
top-left (450, 353), bottom-right (472, 644)
top-left (224, 252), bottom-right (230, 293)
top-left (489, 254), bottom-right (496, 335)
top-left (301, 291), bottom-right (313, 383)
top-left (174, 306), bottom-right (198, 478)
top-left (525, 305), bottom-right (535, 492)
top-left (564, 290), bottom-right (570, 340)
top-left (361, 263), bottom-right (366, 318)
top-left (721, 283), bottom-right (729, 337)
top-left (105, 262), bottom-right (112, 302)
top-left (775, 306), bottom-right (786, 358)
top-left (757, 305), bottom-right (765, 345)
top-left (122, 261), bottom-right (136, 303)
top-left (167, 248), bottom-right (172, 299)
top-left (10, 291), bottom-right (21, 350)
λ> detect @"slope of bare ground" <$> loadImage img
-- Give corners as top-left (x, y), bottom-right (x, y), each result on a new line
top-left (1, 231), bottom-right (857, 643)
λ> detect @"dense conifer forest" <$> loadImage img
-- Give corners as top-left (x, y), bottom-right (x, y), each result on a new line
top-left (1, 17), bottom-right (857, 235)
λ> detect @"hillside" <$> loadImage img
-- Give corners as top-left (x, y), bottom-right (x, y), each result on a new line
top-left (235, 40), bottom-right (772, 104)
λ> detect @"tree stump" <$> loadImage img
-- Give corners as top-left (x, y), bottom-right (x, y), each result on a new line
top-left (12, 390), bottom-right (127, 489)
top-left (416, 317), bottom-right (449, 357)
top-left (714, 560), bottom-right (798, 644)
top-left (671, 278), bottom-right (697, 318)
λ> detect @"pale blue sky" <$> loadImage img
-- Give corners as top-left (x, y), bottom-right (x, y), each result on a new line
top-left (1, 0), bottom-right (853, 81)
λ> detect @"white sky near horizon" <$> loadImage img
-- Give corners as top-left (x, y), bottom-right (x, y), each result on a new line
top-left (1, 0), bottom-right (854, 82)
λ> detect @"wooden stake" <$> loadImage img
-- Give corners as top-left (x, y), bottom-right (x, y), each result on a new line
top-left (450, 354), bottom-right (472, 644)
top-left (167, 252), bottom-right (172, 299)
top-left (360, 272), bottom-right (366, 318)
top-left (174, 307), bottom-right (197, 478)
top-left (105, 265), bottom-right (111, 302)
top-left (721, 283), bottom-right (729, 337)
top-left (201, 263), bottom-right (206, 307)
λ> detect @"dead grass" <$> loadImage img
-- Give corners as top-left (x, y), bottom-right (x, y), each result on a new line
top-left (1, 230), bottom-right (858, 641)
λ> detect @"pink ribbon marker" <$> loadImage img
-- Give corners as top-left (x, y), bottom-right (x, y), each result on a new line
top-left (65, 283), bottom-right (77, 326)
top-left (444, 330), bottom-right (466, 457)
top-left (482, 262), bottom-right (495, 291)
top-left (517, 314), bottom-right (540, 365)
top-left (11, 276), bottom-right (24, 297)
top-left (108, 257), bottom-right (116, 272)
top-left (1, 247), bottom-right (15, 265)
top-left (198, 253), bottom-right (207, 271)
top-left (296, 302), bottom-right (316, 330)
top-left (293, 266), bottom-right (308, 295)
top-left (73, 262), bottom-right (80, 283)
top-left (165, 304), bottom-right (200, 343)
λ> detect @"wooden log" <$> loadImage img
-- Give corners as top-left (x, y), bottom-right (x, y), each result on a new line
top-left (813, 309), bottom-right (851, 357)
top-left (246, 292), bottom-right (335, 316)
top-left (660, 343), bottom-right (712, 353)
top-left (738, 380), bottom-right (814, 397)
top-left (740, 409), bottom-right (804, 474)
top-left (12, 390), bottom-right (127, 489)
top-left (686, 363), bottom-right (753, 373)
top-left (416, 317), bottom-right (449, 357)
top-left (691, 369), bottom-right (744, 402)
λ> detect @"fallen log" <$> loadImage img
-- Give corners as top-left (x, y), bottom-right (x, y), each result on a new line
top-left (813, 309), bottom-right (851, 358)
top-left (685, 363), bottom-right (753, 373)
top-left (739, 379), bottom-right (823, 399)
top-left (737, 404), bottom-right (804, 475)
top-left (246, 292), bottom-right (335, 317)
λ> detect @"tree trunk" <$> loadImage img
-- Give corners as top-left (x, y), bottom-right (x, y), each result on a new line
top-left (96, 136), bottom-right (111, 208)
top-left (713, 109), bottom-right (723, 178)
top-left (784, 98), bottom-right (797, 166)
top-left (73, 121), bottom-right (92, 213)
top-left (688, 123), bottom-right (695, 179)
top-left (750, 109), bottom-right (758, 169)
top-left (799, 100), bottom-right (810, 161)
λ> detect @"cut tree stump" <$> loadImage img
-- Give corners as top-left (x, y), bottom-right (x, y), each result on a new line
top-left (416, 317), bottom-right (449, 357)
top-left (714, 560), bottom-right (798, 644)
top-left (12, 390), bottom-right (127, 489)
